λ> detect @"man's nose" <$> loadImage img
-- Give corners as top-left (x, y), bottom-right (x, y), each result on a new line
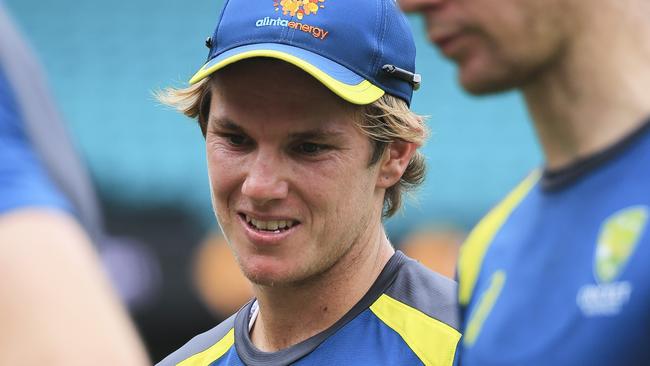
top-left (399, 0), bottom-right (446, 13)
top-left (241, 153), bottom-right (289, 206)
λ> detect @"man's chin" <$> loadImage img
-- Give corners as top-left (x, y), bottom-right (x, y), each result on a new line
top-left (238, 252), bottom-right (342, 288)
top-left (242, 265), bottom-right (327, 289)
top-left (245, 273), bottom-right (284, 287)
top-left (241, 266), bottom-right (300, 288)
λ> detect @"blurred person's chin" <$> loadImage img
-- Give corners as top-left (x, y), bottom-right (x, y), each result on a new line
top-left (442, 33), bottom-right (558, 95)
top-left (456, 54), bottom-right (531, 95)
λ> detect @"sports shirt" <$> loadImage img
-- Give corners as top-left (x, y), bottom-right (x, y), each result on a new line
top-left (158, 251), bottom-right (461, 366)
top-left (457, 119), bottom-right (650, 365)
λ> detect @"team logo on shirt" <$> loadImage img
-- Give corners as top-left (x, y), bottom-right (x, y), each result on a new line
top-left (577, 206), bottom-right (648, 316)
top-left (594, 206), bottom-right (647, 283)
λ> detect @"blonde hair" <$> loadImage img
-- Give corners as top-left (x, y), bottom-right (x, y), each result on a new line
top-left (157, 77), bottom-right (428, 218)
top-left (357, 94), bottom-right (428, 218)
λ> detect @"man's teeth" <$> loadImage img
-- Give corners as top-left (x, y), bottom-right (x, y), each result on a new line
top-left (245, 215), bottom-right (295, 231)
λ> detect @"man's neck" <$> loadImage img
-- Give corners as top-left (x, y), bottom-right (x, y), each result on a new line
top-left (522, 1), bottom-right (650, 170)
top-left (249, 227), bottom-right (394, 352)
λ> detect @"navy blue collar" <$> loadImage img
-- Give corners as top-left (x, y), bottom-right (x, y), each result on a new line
top-left (542, 117), bottom-right (650, 192)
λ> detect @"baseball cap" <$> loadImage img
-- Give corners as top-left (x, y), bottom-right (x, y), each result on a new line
top-left (190, 0), bottom-right (421, 105)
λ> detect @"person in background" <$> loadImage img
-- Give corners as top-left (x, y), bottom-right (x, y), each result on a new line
top-left (156, 0), bottom-right (462, 364)
top-left (0, 4), bottom-right (149, 365)
top-left (400, 0), bottom-right (650, 364)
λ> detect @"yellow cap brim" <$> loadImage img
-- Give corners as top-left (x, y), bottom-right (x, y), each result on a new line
top-left (189, 46), bottom-right (384, 105)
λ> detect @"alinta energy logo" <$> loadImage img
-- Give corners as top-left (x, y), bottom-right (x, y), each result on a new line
top-left (256, 0), bottom-right (329, 40)
top-left (275, 0), bottom-right (325, 20)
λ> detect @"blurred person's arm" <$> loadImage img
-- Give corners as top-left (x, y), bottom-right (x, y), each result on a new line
top-left (0, 209), bottom-right (150, 365)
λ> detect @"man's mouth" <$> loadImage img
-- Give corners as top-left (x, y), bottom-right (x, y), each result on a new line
top-left (241, 214), bottom-right (299, 233)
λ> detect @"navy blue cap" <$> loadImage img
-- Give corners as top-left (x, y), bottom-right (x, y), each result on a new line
top-left (190, 0), bottom-right (420, 105)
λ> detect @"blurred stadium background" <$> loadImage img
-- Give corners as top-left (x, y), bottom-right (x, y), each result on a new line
top-left (4, 0), bottom-right (541, 361)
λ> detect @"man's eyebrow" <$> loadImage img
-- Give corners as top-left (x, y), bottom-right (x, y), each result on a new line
top-left (288, 129), bottom-right (346, 140)
top-left (209, 119), bottom-right (346, 140)
top-left (209, 118), bottom-right (244, 132)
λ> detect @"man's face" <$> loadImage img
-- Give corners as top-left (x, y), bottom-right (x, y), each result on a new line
top-left (400, 0), bottom-right (570, 94)
top-left (205, 60), bottom-right (385, 287)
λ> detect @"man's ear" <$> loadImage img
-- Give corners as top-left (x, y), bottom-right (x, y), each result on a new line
top-left (376, 140), bottom-right (418, 189)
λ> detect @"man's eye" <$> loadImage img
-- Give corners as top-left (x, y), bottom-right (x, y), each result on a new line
top-left (298, 143), bottom-right (323, 154)
top-left (227, 134), bottom-right (247, 146)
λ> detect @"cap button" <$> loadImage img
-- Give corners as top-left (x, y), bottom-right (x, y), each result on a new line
top-left (205, 37), bottom-right (213, 49)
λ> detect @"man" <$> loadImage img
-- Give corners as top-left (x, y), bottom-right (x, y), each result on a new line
top-left (157, 0), bottom-right (461, 365)
top-left (400, 0), bottom-right (650, 364)
top-left (0, 4), bottom-right (149, 365)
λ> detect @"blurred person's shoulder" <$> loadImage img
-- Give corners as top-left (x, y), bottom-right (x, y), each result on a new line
top-left (0, 65), bottom-right (72, 215)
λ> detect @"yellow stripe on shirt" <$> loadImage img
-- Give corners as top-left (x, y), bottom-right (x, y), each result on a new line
top-left (177, 328), bottom-right (235, 366)
top-left (370, 294), bottom-right (461, 366)
top-left (457, 170), bottom-right (540, 306)
top-left (463, 270), bottom-right (506, 346)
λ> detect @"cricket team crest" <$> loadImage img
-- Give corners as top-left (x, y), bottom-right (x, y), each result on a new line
top-left (274, 0), bottom-right (326, 20)
top-left (595, 206), bottom-right (648, 283)
top-left (577, 205), bottom-right (648, 316)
